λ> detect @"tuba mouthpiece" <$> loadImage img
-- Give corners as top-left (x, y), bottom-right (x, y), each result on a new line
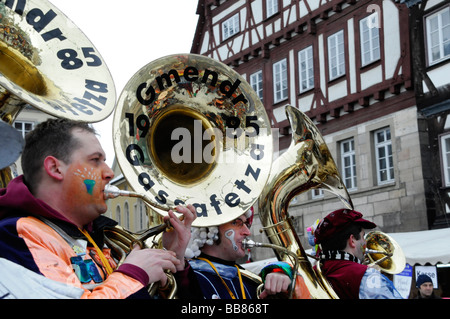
top-left (242, 238), bottom-right (258, 249)
top-left (103, 184), bottom-right (134, 199)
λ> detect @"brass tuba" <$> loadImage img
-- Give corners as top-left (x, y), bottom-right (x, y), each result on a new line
top-left (257, 105), bottom-right (353, 299)
top-left (106, 54), bottom-right (274, 297)
top-left (255, 105), bottom-right (406, 298)
top-left (0, 0), bottom-right (116, 186)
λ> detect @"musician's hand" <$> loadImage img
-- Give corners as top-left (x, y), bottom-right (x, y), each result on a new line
top-left (162, 204), bottom-right (196, 270)
top-left (122, 246), bottom-right (180, 286)
top-left (259, 272), bottom-right (291, 299)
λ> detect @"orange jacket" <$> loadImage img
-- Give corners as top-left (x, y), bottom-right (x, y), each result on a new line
top-left (0, 176), bottom-right (149, 299)
top-left (16, 216), bottom-right (145, 298)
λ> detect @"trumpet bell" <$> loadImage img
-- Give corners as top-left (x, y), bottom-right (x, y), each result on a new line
top-left (113, 54), bottom-right (273, 227)
top-left (365, 231), bottom-right (406, 274)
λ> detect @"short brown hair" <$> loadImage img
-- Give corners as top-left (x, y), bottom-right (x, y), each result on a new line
top-left (21, 118), bottom-right (96, 193)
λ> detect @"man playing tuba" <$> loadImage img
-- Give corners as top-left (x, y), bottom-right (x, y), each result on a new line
top-left (176, 208), bottom-right (294, 299)
top-left (314, 209), bottom-right (403, 299)
top-left (0, 119), bottom-right (196, 298)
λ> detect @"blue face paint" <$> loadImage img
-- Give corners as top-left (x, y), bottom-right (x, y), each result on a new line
top-left (83, 179), bottom-right (96, 195)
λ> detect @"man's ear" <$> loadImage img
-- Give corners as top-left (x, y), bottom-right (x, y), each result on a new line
top-left (348, 234), bottom-right (357, 249)
top-left (43, 156), bottom-right (64, 181)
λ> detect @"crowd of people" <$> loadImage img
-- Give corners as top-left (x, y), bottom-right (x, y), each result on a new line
top-left (0, 118), bottom-right (442, 299)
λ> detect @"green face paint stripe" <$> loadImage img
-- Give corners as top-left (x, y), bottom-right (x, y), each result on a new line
top-left (83, 179), bottom-right (96, 195)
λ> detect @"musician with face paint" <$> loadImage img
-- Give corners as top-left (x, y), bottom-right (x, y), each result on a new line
top-left (176, 208), bottom-right (294, 299)
top-left (0, 119), bottom-right (196, 299)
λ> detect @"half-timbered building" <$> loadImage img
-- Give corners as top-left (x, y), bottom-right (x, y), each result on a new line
top-left (191, 0), bottom-right (449, 257)
top-left (409, 0), bottom-right (450, 229)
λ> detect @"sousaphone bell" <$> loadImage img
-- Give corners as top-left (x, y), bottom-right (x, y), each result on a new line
top-left (0, 0), bottom-right (116, 186)
top-left (106, 53), bottom-right (273, 298)
top-left (112, 53), bottom-right (273, 227)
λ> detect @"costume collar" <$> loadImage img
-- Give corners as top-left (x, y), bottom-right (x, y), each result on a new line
top-left (190, 253), bottom-right (240, 280)
top-left (319, 250), bottom-right (362, 264)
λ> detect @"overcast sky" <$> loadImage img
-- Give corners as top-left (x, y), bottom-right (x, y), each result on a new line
top-left (49, 0), bottom-right (199, 166)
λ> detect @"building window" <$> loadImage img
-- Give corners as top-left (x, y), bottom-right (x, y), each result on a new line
top-left (340, 138), bottom-right (357, 191)
top-left (273, 59), bottom-right (288, 103)
top-left (328, 30), bottom-right (345, 80)
top-left (426, 6), bottom-right (450, 65)
top-left (124, 202), bottom-right (130, 229)
top-left (266, 0), bottom-right (278, 18)
top-left (440, 134), bottom-right (450, 187)
top-left (360, 12), bottom-right (380, 66)
top-left (115, 205), bottom-right (121, 225)
top-left (222, 13), bottom-right (240, 40)
top-left (311, 189), bottom-right (324, 199)
top-left (298, 46), bottom-right (314, 93)
top-left (250, 70), bottom-right (263, 102)
top-left (14, 121), bottom-right (34, 138)
top-left (135, 200), bottom-right (147, 231)
top-left (374, 127), bottom-right (394, 184)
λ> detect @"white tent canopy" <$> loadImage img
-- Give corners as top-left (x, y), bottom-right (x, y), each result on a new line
top-left (387, 228), bottom-right (450, 265)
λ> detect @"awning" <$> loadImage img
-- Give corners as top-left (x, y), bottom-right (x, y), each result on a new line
top-left (387, 228), bottom-right (450, 265)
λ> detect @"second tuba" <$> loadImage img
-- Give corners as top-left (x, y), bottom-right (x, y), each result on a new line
top-left (364, 230), bottom-right (406, 275)
top-left (258, 105), bottom-right (354, 299)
